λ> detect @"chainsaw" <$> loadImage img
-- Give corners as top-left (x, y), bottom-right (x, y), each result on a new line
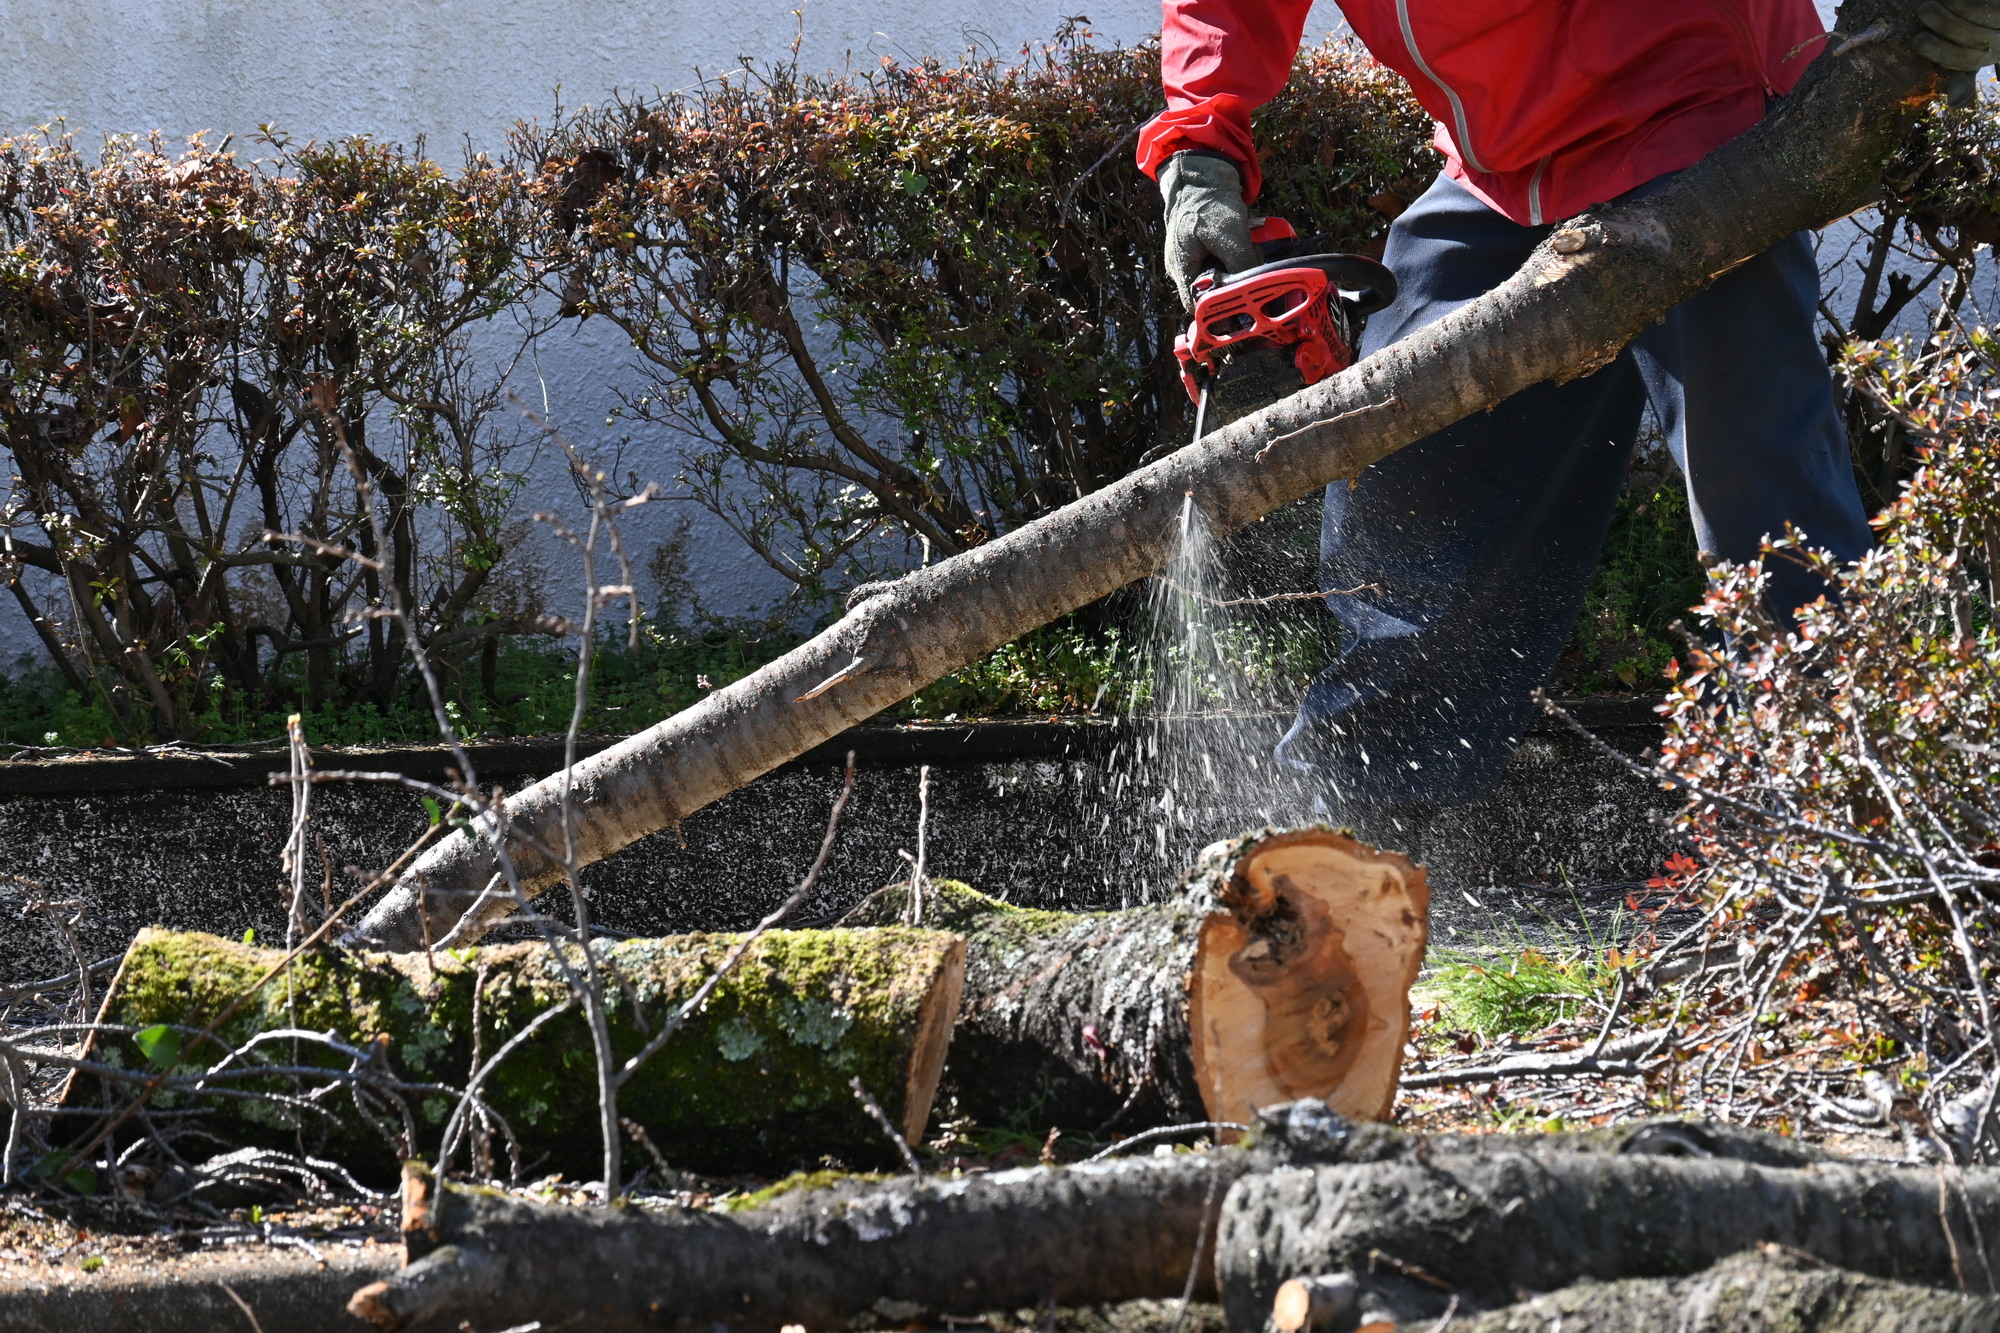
top-left (1172, 218), bottom-right (1397, 442)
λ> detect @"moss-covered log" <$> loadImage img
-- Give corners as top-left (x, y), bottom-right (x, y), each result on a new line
top-left (843, 827), bottom-right (1427, 1134)
top-left (66, 925), bottom-right (964, 1180)
top-left (1389, 1246), bottom-right (2000, 1333)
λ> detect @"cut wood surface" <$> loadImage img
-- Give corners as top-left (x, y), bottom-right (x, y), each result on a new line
top-left (354, 0), bottom-right (1940, 952)
top-left (1190, 830), bottom-right (1426, 1127)
top-left (65, 925), bottom-right (964, 1179)
top-left (1391, 1245), bottom-right (2000, 1333)
top-left (344, 1108), bottom-right (1858, 1332)
top-left (842, 827), bottom-right (1426, 1132)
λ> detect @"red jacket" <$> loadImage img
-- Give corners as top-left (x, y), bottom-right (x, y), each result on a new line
top-left (1139, 0), bottom-right (1826, 225)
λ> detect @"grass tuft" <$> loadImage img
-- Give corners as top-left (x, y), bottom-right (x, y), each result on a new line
top-left (1426, 947), bottom-right (1614, 1038)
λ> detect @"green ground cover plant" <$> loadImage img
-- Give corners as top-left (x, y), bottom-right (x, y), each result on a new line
top-left (1425, 946), bottom-right (1616, 1039)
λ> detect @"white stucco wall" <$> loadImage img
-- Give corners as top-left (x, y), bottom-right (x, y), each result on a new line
top-left (0, 1), bottom-right (1346, 155)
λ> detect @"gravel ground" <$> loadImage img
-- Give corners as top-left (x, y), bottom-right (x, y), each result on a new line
top-left (0, 1197), bottom-right (397, 1332)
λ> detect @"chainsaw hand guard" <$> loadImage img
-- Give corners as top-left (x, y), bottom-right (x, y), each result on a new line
top-left (1173, 249), bottom-right (1396, 410)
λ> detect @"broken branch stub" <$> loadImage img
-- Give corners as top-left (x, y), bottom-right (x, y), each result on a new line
top-left (841, 828), bottom-right (1426, 1132)
top-left (355, 0), bottom-right (1938, 951)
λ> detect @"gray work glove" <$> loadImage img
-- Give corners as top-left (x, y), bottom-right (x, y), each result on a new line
top-left (1160, 151), bottom-right (1262, 309)
top-left (1916, 0), bottom-right (2000, 106)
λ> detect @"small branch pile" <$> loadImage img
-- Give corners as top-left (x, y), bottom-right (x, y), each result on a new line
top-left (1626, 322), bottom-right (2000, 1156)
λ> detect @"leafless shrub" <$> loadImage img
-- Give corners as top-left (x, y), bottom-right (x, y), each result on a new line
top-left (0, 128), bottom-right (545, 740)
top-left (1608, 326), bottom-right (2000, 1159)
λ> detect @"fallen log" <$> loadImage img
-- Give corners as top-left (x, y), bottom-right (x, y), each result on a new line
top-left (841, 828), bottom-right (1429, 1132)
top-left (0, 1238), bottom-right (398, 1333)
top-left (1382, 1245), bottom-right (2000, 1333)
top-left (347, 1150), bottom-right (1253, 1332)
top-left (64, 924), bottom-right (964, 1179)
top-left (343, 1106), bottom-right (1845, 1331)
top-left (1215, 1144), bottom-right (2000, 1329)
top-left (353, 0), bottom-right (1941, 952)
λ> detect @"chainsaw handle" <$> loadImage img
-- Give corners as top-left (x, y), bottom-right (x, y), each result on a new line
top-left (1214, 253), bottom-right (1397, 317)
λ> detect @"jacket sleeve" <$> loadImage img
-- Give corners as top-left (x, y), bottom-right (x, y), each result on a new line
top-left (1135, 0), bottom-right (1315, 202)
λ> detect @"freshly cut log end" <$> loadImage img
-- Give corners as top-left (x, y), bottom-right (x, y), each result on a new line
top-left (839, 828), bottom-right (1425, 1135)
top-left (65, 925), bottom-right (966, 1179)
top-left (1189, 828), bottom-right (1428, 1126)
top-left (901, 936), bottom-right (966, 1143)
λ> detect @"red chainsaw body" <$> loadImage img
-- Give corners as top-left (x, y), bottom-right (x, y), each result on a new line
top-left (1173, 265), bottom-right (1349, 405)
top-left (1171, 218), bottom-right (1393, 411)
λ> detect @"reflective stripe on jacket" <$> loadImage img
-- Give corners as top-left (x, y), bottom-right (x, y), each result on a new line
top-left (1138, 0), bottom-right (1826, 225)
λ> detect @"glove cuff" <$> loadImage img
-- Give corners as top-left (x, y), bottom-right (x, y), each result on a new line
top-left (1160, 150), bottom-right (1246, 209)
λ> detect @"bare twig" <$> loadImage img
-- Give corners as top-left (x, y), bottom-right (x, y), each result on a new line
top-left (0, 1050), bottom-right (23, 1185)
top-left (1166, 1160), bottom-right (1225, 1333)
top-left (1392, 1056), bottom-right (1656, 1088)
top-left (620, 1115), bottom-right (676, 1185)
top-left (905, 764), bottom-right (932, 927)
top-left (437, 999), bottom-right (578, 1173)
top-left (218, 1281), bottom-right (267, 1333)
top-left (849, 1075), bottom-right (922, 1174)
top-left (1079, 1121), bottom-right (1249, 1165)
top-left (280, 713), bottom-right (315, 946)
top-left (23, 897), bottom-right (90, 1024)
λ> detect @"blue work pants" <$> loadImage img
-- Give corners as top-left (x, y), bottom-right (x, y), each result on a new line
top-left (1274, 173), bottom-right (1873, 807)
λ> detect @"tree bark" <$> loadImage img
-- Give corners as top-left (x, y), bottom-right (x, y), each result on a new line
top-left (347, 1151), bottom-right (1252, 1332)
top-left (841, 828), bottom-right (1427, 1134)
top-left (68, 925), bottom-right (964, 1180)
top-left (343, 1114), bottom-right (1887, 1333)
top-left (1384, 1246), bottom-right (2000, 1333)
top-left (1215, 1149), bottom-right (2000, 1330)
top-left (354, 0), bottom-right (1939, 951)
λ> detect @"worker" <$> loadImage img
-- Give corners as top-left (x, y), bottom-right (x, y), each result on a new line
top-left (1141, 0), bottom-right (2000, 826)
